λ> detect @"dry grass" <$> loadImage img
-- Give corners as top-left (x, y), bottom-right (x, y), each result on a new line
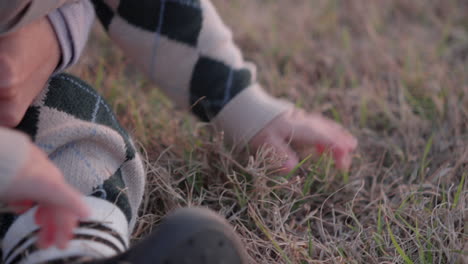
top-left (71, 0), bottom-right (468, 263)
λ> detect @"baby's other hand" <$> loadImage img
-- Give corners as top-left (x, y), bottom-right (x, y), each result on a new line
top-left (0, 143), bottom-right (89, 249)
top-left (250, 109), bottom-right (358, 173)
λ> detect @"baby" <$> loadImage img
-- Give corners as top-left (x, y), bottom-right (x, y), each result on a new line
top-left (0, 0), bottom-right (357, 263)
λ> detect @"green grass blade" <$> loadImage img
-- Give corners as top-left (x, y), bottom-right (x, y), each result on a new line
top-left (359, 97), bottom-right (368, 127)
top-left (252, 213), bottom-right (293, 264)
top-left (307, 220), bottom-right (314, 258)
top-left (419, 135), bottom-right (433, 181)
top-left (387, 220), bottom-right (414, 264)
top-left (377, 205), bottom-right (383, 235)
top-left (302, 169), bottom-right (316, 196)
top-left (341, 170), bottom-right (349, 184)
top-left (452, 171), bottom-right (466, 209)
top-left (285, 154), bottom-right (313, 180)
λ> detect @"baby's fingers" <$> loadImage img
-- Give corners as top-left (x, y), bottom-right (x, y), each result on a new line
top-left (54, 208), bottom-right (77, 249)
top-left (332, 148), bottom-right (353, 171)
top-left (288, 116), bottom-right (357, 170)
top-left (35, 206), bottom-right (78, 249)
top-left (9, 144), bottom-right (90, 219)
top-left (265, 136), bottom-right (299, 173)
top-left (52, 183), bottom-right (89, 219)
top-left (290, 115), bottom-right (355, 149)
top-left (35, 206), bottom-right (56, 249)
top-left (33, 180), bottom-right (89, 219)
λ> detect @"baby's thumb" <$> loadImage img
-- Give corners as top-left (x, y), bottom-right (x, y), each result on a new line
top-left (270, 137), bottom-right (299, 173)
top-left (32, 179), bottom-right (89, 219)
top-left (49, 182), bottom-right (90, 218)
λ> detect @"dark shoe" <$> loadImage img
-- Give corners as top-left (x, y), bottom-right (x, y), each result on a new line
top-left (92, 207), bottom-right (249, 264)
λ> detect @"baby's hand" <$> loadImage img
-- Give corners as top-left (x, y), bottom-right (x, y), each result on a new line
top-left (250, 109), bottom-right (358, 172)
top-left (0, 143), bottom-right (89, 249)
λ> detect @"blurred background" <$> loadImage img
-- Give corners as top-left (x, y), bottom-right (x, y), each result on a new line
top-left (71, 1), bottom-right (468, 263)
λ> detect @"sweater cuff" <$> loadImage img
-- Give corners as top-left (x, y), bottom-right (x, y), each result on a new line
top-left (47, 0), bottom-right (95, 73)
top-left (212, 84), bottom-right (293, 146)
top-left (0, 128), bottom-right (31, 195)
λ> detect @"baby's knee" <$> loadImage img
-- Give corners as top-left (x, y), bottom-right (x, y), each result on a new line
top-left (15, 73), bottom-right (145, 228)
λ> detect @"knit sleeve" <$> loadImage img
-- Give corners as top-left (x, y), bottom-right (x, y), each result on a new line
top-left (0, 128), bottom-right (31, 196)
top-left (91, 0), bottom-right (292, 145)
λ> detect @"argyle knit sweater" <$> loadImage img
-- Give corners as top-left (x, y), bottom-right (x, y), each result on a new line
top-left (0, 1), bottom-right (292, 196)
top-left (0, 74), bottom-right (145, 263)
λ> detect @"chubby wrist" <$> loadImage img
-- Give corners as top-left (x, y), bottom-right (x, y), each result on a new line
top-left (0, 128), bottom-right (31, 197)
top-left (212, 84), bottom-right (293, 146)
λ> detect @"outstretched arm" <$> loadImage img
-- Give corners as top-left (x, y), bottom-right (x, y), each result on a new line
top-left (0, 0), bottom-right (357, 172)
top-left (92, 0), bottom-right (357, 171)
top-left (90, 0), bottom-right (291, 144)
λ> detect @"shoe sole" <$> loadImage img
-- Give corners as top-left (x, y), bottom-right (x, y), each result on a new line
top-left (93, 207), bottom-right (249, 264)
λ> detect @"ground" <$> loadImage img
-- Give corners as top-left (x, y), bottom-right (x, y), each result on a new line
top-left (70, 0), bottom-right (468, 263)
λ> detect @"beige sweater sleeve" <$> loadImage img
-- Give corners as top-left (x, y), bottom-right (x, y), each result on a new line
top-left (94, 0), bottom-right (293, 145)
top-left (0, 128), bottom-right (30, 195)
